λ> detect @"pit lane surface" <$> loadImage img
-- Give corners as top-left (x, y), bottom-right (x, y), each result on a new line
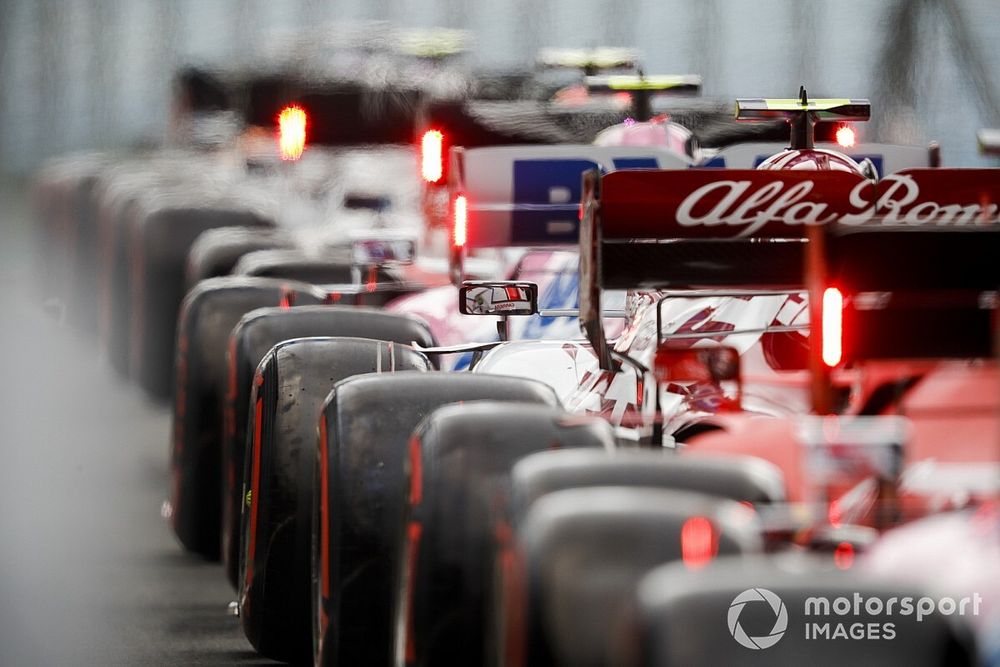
top-left (0, 180), bottom-right (276, 665)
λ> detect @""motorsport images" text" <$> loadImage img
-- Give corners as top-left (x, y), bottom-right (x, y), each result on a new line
top-left (803, 592), bottom-right (983, 640)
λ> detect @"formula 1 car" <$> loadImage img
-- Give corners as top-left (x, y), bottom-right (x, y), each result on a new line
top-left (397, 80), bottom-right (942, 372)
top-left (31, 26), bottom-right (464, 399)
top-left (463, 94), bottom-right (997, 498)
top-left (363, 95), bottom-right (992, 667)
top-left (674, 156), bottom-right (1000, 521)
top-left (389, 138), bottom-right (698, 369)
top-left (166, 54), bottom-right (680, 567)
top-left (602, 93), bottom-right (1000, 530)
top-left (578, 145), bottom-right (996, 667)
top-left (544, 98), bottom-right (998, 584)
top-left (214, 92), bottom-right (991, 667)
top-left (387, 94), bottom-right (996, 666)
top-left (401, 93), bottom-right (935, 404)
top-left (416, 67), bottom-right (706, 228)
top-left (227, 94), bottom-right (705, 660)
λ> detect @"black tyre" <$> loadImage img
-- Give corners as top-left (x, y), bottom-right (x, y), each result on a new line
top-left (314, 373), bottom-right (559, 667)
top-left (30, 155), bottom-right (108, 312)
top-left (508, 449), bottom-right (786, 521)
top-left (239, 338), bottom-right (432, 663)
top-left (399, 403), bottom-right (615, 667)
top-left (95, 166), bottom-right (205, 378)
top-left (233, 248), bottom-right (399, 285)
top-left (510, 487), bottom-right (761, 667)
top-left (477, 448), bottom-right (784, 667)
top-left (627, 557), bottom-right (978, 666)
top-left (59, 168), bottom-right (105, 333)
top-left (130, 202), bottom-right (275, 399)
top-left (185, 226), bottom-right (295, 292)
top-left (170, 276), bottom-right (327, 558)
top-left (222, 306), bottom-right (437, 589)
top-left (96, 179), bottom-right (147, 377)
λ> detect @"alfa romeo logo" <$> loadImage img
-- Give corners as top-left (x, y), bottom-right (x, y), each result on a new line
top-left (728, 588), bottom-right (788, 650)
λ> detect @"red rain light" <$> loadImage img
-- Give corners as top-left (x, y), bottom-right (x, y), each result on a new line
top-left (421, 130), bottom-right (444, 183)
top-left (453, 194), bottom-right (467, 247)
top-left (278, 287), bottom-right (296, 309)
top-left (278, 105), bottom-right (307, 161)
top-left (822, 287), bottom-right (843, 367)
top-left (834, 541), bottom-right (855, 569)
top-left (835, 124), bottom-right (856, 148)
top-left (681, 516), bottom-right (716, 570)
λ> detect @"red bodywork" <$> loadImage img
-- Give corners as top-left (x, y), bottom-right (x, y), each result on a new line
top-left (688, 362), bottom-right (999, 509)
top-left (582, 160), bottom-right (1000, 530)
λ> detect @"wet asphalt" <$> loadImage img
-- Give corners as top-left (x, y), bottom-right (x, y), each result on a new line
top-left (0, 179), bottom-right (278, 665)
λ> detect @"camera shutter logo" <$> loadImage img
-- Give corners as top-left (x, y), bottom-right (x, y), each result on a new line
top-left (728, 588), bottom-right (788, 650)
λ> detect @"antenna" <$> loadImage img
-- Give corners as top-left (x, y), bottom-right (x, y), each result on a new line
top-left (792, 86), bottom-right (813, 148)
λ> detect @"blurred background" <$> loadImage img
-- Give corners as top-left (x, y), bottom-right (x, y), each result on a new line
top-left (0, 2), bottom-right (997, 665)
top-left (1, 0), bottom-right (999, 176)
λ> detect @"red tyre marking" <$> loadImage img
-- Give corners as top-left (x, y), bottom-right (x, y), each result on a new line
top-left (245, 396), bottom-right (264, 590)
top-left (404, 521), bottom-right (423, 663)
top-left (408, 435), bottom-right (423, 505)
top-left (318, 412), bottom-right (330, 652)
top-left (503, 539), bottom-right (527, 667)
top-left (319, 413), bottom-right (330, 599)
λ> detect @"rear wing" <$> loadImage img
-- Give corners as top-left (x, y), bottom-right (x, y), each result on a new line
top-left (579, 168), bottom-right (854, 367)
top-left (819, 169), bottom-right (1000, 360)
top-left (536, 47), bottom-right (638, 73)
top-left (699, 142), bottom-right (938, 175)
top-left (448, 144), bottom-right (692, 283)
top-left (735, 92), bottom-right (869, 151)
top-left (580, 168), bottom-right (1000, 395)
top-left (584, 74), bottom-right (701, 121)
top-left (584, 74), bottom-right (701, 95)
top-left (395, 27), bottom-right (468, 59)
top-left (735, 97), bottom-right (870, 121)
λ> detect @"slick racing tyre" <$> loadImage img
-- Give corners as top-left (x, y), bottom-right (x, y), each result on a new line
top-left (130, 200), bottom-right (274, 399)
top-left (170, 277), bottom-right (327, 558)
top-left (626, 558), bottom-right (978, 667)
top-left (399, 403), bottom-right (615, 667)
top-left (508, 449), bottom-right (786, 520)
top-left (54, 164), bottom-right (104, 333)
top-left (475, 448), bottom-right (784, 667)
top-left (233, 248), bottom-right (399, 285)
top-left (239, 338), bottom-right (432, 663)
top-left (30, 154), bottom-right (109, 328)
top-left (96, 171), bottom-right (161, 378)
top-left (508, 487), bottom-right (762, 667)
top-left (313, 373), bottom-right (559, 667)
top-left (221, 306), bottom-right (436, 589)
top-left (184, 226), bottom-right (295, 291)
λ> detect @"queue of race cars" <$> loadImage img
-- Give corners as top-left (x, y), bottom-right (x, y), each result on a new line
top-left (30, 30), bottom-right (1000, 667)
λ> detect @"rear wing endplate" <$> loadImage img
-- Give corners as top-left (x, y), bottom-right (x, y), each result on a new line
top-left (448, 144), bottom-right (692, 283)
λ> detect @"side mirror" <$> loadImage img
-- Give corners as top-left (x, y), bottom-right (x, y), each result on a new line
top-left (351, 238), bottom-right (416, 266)
top-left (653, 345), bottom-right (741, 410)
top-left (459, 281), bottom-right (538, 316)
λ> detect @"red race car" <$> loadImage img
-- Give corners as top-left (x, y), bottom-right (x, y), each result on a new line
top-left (571, 91), bottom-right (998, 539)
